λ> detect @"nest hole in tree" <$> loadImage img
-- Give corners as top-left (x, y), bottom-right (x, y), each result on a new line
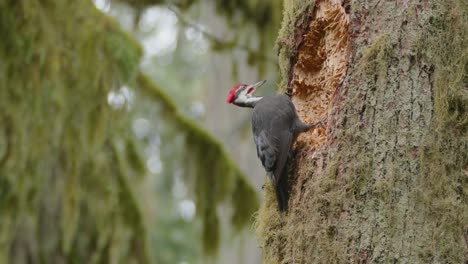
top-left (290, 0), bottom-right (350, 148)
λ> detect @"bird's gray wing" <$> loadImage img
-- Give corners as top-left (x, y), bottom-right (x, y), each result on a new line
top-left (253, 130), bottom-right (277, 175)
top-left (271, 130), bottom-right (293, 185)
top-left (252, 128), bottom-right (293, 185)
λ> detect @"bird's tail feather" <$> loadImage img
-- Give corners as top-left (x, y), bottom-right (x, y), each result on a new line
top-left (275, 169), bottom-right (289, 212)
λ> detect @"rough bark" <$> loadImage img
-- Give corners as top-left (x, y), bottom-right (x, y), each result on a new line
top-left (256, 0), bottom-right (467, 263)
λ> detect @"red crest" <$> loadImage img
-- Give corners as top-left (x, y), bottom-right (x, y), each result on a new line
top-left (226, 84), bottom-right (243, 103)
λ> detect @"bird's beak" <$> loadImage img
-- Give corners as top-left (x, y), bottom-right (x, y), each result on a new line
top-left (246, 80), bottom-right (266, 94)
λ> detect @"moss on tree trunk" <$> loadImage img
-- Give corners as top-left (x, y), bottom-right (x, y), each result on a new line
top-left (256, 0), bottom-right (467, 263)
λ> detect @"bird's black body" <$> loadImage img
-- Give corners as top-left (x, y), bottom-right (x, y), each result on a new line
top-left (228, 81), bottom-right (321, 212)
top-left (251, 94), bottom-right (311, 211)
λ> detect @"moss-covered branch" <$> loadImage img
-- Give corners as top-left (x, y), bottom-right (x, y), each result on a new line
top-left (0, 0), bottom-right (258, 262)
top-left (137, 73), bottom-right (259, 254)
top-left (119, 0), bottom-right (282, 71)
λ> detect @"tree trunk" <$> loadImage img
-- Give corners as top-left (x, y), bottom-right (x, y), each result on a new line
top-left (255, 0), bottom-right (467, 263)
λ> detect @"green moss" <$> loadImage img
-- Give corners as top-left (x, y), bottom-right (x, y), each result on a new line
top-left (257, 0), bottom-right (467, 263)
top-left (112, 141), bottom-right (151, 263)
top-left (0, 0), bottom-right (261, 262)
top-left (357, 34), bottom-right (393, 75)
top-left (231, 176), bottom-right (259, 231)
top-left (137, 74), bottom-right (178, 114)
top-left (417, 1), bottom-right (467, 261)
top-left (125, 138), bottom-right (146, 175)
top-left (255, 1), bottom-right (318, 260)
top-left (276, 0), bottom-right (316, 90)
top-left (137, 72), bottom-right (259, 255)
top-left (254, 181), bottom-right (286, 264)
top-left (0, 1), bottom-right (150, 262)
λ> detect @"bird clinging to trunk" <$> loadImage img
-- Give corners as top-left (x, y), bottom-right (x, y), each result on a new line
top-left (226, 80), bottom-right (324, 212)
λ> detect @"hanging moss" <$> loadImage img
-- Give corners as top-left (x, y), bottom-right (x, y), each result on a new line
top-left (417, 0), bottom-right (467, 261)
top-left (124, 138), bottom-right (147, 176)
top-left (230, 176), bottom-right (259, 231)
top-left (137, 73), bottom-right (259, 255)
top-left (112, 141), bottom-right (151, 263)
top-left (0, 0), bottom-right (148, 262)
top-left (0, 0), bottom-right (259, 262)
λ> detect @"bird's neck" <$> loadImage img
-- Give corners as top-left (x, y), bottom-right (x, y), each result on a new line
top-left (234, 96), bottom-right (263, 108)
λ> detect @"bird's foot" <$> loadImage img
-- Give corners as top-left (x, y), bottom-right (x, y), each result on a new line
top-left (309, 116), bottom-right (327, 130)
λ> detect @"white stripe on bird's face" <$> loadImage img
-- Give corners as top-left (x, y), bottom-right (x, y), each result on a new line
top-left (233, 80), bottom-right (266, 106)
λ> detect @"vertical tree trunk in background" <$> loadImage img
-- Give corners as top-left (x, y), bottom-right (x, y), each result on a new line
top-left (200, 3), bottom-right (265, 263)
top-left (256, 0), bottom-right (467, 263)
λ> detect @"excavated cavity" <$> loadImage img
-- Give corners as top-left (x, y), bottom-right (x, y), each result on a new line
top-left (291, 0), bottom-right (350, 147)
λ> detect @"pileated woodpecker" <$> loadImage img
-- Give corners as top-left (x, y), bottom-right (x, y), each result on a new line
top-left (226, 80), bottom-right (324, 212)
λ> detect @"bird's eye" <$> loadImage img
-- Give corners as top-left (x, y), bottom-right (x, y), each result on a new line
top-left (235, 85), bottom-right (245, 95)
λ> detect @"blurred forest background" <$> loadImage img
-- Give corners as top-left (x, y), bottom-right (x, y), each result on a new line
top-left (0, 0), bottom-right (283, 263)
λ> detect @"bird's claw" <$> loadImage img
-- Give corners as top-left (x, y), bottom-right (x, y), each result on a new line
top-left (318, 118), bottom-right (326, 129)
top-left (311, 117), bottom-right (327, 129)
